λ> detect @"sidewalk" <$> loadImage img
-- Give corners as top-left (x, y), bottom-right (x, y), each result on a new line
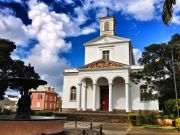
top-left (63, 121), bottom-right (179, 135)
top-left (126, 127), bottom-right (180, 135)
top-left (63, 121), bottom-right (130, 135)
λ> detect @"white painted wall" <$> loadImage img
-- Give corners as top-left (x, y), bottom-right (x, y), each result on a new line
top-left (62, 73), bottom-right (79, 109)
top-left (85, 41), bottom-right (130, 65)
top-left (130, 82), bottom-right (159, 111)
top-left (113, 42), bottom-right (129, 65)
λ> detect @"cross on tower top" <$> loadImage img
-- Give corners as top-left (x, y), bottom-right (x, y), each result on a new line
top-left (107, 7), bottom-right (110, 16)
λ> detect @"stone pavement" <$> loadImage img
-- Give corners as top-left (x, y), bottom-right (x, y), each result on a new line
top-left (126, 127), bottom-right (180, 135)
top-left (63, 121), bottom-right (179, 135)
top-left (63, 121), bottom-right (130, 135)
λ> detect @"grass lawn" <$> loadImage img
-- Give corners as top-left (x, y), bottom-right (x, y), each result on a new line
top-left (135, 125), bottom-right (176, 129)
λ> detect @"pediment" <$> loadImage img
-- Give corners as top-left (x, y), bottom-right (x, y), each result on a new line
top-left (84, 35), bottom-right (130, 46)
top-left (79, 59), bottom-right (128, 70)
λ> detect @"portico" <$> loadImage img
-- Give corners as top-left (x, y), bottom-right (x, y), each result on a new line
top-left (76, 66), bottom-right (131, 112)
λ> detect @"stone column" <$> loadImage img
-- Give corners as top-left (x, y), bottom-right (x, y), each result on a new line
top-left (125, 83), bottom-right (130, 112)
top-left (109, 83), bottom-right (113, 112)
top-left (82, 84), bottom-right (87, 111)
top-left (77, 83), bottom-right (82, 111)
top-left (92, 83), bottom-right (96, 111)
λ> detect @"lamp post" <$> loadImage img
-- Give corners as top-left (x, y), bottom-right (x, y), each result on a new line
top-left (171, 48), bottom-right (179, 118)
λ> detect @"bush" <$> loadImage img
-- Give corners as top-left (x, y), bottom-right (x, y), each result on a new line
top-left (136, 115), bottom-right (145, 125)
top-left (35, 111), bottom-right (53, 116)
top-left (163, 119), bottom-right (173, 126)
top-left (2, 108), bottom-right (11, 115)
top-left (30, 110), bottom-right (36, 115)
top-left (156, 118), bottom-right (164, 126)
top-left (128, 113), bottom-right (157, 126)
top-left (143, 114), bottom-right (156, 124)
top-left (175, 118), bottom-right (180, 128)
top-left (164, 99), bottom-right (180, 118)
top-left (128, 113), bottom-right (137, 126)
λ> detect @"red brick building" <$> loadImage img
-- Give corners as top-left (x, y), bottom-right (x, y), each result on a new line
top-left (31, 86), bottom-right (58, 111)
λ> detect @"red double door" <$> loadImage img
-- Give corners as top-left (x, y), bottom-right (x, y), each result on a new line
top-left (100, 86), bottom-right (109, 111)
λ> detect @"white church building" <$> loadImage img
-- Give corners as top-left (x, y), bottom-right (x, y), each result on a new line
top-left (62, 16), bottom-right (159, 112)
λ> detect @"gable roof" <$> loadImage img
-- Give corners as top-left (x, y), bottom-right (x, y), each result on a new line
top-left (79, 59), bottom-right (129, 71)
top-left (84, 34), bottom-right (130, 46)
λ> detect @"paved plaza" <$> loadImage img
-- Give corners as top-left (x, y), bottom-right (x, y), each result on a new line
top-left (62, 121), bottom-right (180, 135)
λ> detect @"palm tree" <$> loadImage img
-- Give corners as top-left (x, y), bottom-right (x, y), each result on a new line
top-left (162, 0), bottom-right (176, 25)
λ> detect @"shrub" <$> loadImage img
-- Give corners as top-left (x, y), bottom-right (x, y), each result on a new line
top-left (128, 113), bottom-right (137, 126)
top-left (163, 119), bottom-right (173, 126)
top-left (156, 118), bottom-right (164, 126)
top-left (128, 113), bottom-right (157, 126)
top-left (30, 110), bottom-right (36, 115)
top-left (136, 115), bottom-right (145, 125)
top-left (2, 108), bottom-right (11, 115)
top-left (35, 111), bottom-right (53, 116)
top-left (139, 114), bottom-right (155, 124)
top-left (164, 99), bottom-right (180, 118)
top-left (175, 118), bottom-right (180, 128)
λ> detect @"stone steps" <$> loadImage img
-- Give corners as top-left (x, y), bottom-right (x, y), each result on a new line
top-left (55, 112), bottom-right (129, 123)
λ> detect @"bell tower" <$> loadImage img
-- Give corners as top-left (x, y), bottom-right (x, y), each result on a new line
top-left (100, 16), bottom-right (115, 36)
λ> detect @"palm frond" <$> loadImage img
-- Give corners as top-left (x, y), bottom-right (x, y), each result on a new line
top-left (162, 0), bottom-right (176, 25)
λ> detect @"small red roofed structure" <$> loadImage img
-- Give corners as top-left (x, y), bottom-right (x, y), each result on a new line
top-left (30, 86), bottom-right (58, 111)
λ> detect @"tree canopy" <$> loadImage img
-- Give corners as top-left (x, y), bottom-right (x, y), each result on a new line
top-left (130, 34), bottom-right (180, 109)
top-left (0, 38), bottom-right (40, 99)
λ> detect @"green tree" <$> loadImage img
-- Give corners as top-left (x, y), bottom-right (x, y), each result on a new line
top-left (130, 34), bottom-right (180, 110)
top-left (162, 0), bottom-right (176, 25)
top-left (164, 99), bottom-right (180, 118)
top-left (0, 38), bottom-right (40, 99)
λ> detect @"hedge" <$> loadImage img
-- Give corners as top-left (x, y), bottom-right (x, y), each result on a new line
top-left (175, 118), bottom-right (180, 128)
top-left (128, 113), bottom-right (156, 126)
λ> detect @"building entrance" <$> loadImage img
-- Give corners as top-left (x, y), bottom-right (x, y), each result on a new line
top-left (100, 86), bottom-right (109, 111)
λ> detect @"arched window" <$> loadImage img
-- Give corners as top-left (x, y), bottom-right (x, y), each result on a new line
top-left (140, 85), bottom-right (149, 101)
top-left (70, 86), bottom-right (77, 101)
top-left (104, 22), bottom-right (109, 31)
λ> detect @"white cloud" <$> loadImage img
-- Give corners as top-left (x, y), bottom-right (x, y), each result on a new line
top-left (124, 0), bottom-right (156, 21)
top-left (65, 0), bottom-right (74, 4)
top-left (0, 0), bottom-right (22, 3)
top-left (172, 0), bottom-right (180, 25)
top-left (0, 14), bottom-right (29, 46)
top-left (133, 48), bottom-right (142, 65)
top-left (0, 7), bottom-right (15, 15)
top-left (23, 0), bottom-right (73, 92)
top-left (172, 15), bottom-right (180, 25)
top-left (79, 0), bottom-right (160, 21)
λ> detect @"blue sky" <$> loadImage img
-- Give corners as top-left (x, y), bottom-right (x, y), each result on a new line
top-left (0, 0), bottom-right (180, 95)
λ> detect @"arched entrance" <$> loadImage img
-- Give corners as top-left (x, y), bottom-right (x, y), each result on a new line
top-left (96, 77), bottom-right (109, 111)
top-left (112, 76), bottom-right (125, 110)
top-left (81, 78), bottom-right (93, 110)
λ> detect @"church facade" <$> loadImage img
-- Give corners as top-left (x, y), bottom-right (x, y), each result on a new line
top-left (62, 17), bottom-right (159, 112)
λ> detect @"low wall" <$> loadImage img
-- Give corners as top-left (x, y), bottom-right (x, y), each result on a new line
top-left (0, 116), bottom-right (66, 135)
top-left (55, 112), bottom-right (128, 123)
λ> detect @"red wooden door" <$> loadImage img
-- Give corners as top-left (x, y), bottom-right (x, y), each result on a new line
top-left (100, 86), bottom-right (109, 111)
